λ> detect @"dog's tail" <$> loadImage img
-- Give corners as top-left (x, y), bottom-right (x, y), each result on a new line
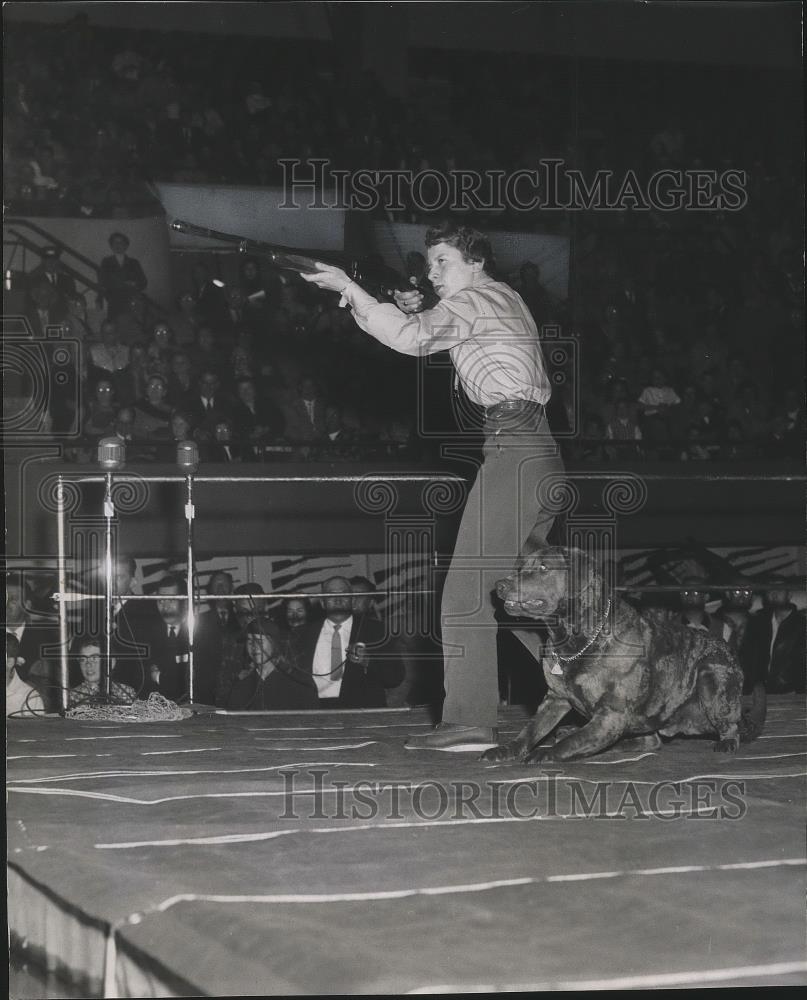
top-left (739, 687), bottom-right (768, 743)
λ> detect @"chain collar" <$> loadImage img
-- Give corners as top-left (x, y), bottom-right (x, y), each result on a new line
top-left (550, 598), bottom-right (612, 666)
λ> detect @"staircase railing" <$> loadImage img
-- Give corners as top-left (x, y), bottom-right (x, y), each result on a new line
top-left (3, 218), bottom-right (169, 318)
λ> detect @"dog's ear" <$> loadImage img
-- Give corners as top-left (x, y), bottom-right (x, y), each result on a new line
top-left (516, 543), bottom-right (551, 574)
top-left (565, 548), bottom-right (603, 630)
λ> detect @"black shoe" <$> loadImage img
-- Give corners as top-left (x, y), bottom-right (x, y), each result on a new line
top-left (404, 722), bottom-right (498, 750)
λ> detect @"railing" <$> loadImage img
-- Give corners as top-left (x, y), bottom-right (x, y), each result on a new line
top-left (3, 218), bottom-right (169, 318)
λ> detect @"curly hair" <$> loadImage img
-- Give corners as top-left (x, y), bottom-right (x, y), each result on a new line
top-left (424, 221), bottom-right (495, 274)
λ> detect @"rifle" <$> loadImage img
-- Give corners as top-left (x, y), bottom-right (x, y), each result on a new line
top-left (169, 219), bottom-right (404, 302)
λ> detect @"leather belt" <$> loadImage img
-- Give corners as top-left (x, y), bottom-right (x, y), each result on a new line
top-left (485, 399), bottom-right (545, 420)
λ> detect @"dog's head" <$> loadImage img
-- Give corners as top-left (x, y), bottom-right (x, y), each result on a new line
top-left (496, 546), bottom-right (602, 621)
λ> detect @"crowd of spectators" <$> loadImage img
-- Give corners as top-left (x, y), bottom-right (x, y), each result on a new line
top-left (5, 14), bottom-right (803, 464)
top-left (5, 562), bottom-right (438, 715)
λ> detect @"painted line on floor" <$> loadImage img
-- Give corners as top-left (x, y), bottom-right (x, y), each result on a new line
top-left (405, 960), bottom-right (807, 992)
top-left (6, 760), bottom-right (378, 784)
top-left (121, 859), bottom-right (806, 921)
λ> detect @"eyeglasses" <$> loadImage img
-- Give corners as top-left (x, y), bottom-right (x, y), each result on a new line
top-left (79, 653), bottom-right (102, 662)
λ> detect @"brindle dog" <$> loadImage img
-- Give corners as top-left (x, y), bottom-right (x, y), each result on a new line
top-left (484, 547), bottom-right (752, 765)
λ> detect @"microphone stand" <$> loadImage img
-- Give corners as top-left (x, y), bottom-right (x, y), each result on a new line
top-left (103, 472), bottom-right (115, 700)
top-left (184, 472), bottom-right (196, 704)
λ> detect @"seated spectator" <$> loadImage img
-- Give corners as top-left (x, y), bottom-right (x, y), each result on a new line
top-left (741, 577), bottom-right (806, 696)
top-left (89, 320), bottom-right (130, 387)
top-left (68, 638), bottom-right (136, 707)
top-left (691, 397), bottom-right (723, 456)
top-left (118, 340), bottom-right (148, 404)
top-left (351, 576), bottom-right (381, 622)
top-left (204, 570), bottom-right (238, 633)
top-left (6, 633), bottom-right (45, 718)
top-left (169, 408), bottom-right (197, 444)
top-left (288, 576), bottom-right (403, 708)
top-left (677, 577), bottom-right (733, 643)
top-left (723, 419), bottom-right (753, 460)
top-left (98, 231), bottom-right (147, 319)
top-left (282, 375), bottom-right (328, 443)
top-left (770, 387), bottom-right (805, 460)
top-left (167, 351), bottom-right (195, 405)
top-left (190, 325), bottom-right (225, 372)
top-left (204, 417), bottom-right (247, 462)
top-left (115, 293), bottom-right (152, 346)
top-left (578, 413), bottom-right (608, 461)
top-left (637, 368), bottom-right (680, 442)
top-left (132, 373), bottom-right (172, 438)
top-left (727, 379), bottom-right (768, 439)
top-left (681, 423), bottom-right (713, 462)
top-left (145, 321), bottom-right (176, 373)
top-left (226, 345), bottom-right (255, 386)
top-left (6, 571), bottom-right (57, 709)
top-left (230, 378), bottom-right (285, 442)
top-left (599, 377), bottom-right (638, 428)
top-left (186, 370), bottom-right (231, 436)
top-left (112, 406), bottom-right (136, 444)
top-left (233, 582), bottom-right (266, 630)
top-left (223, 617), bottom-right (318, 711)
top-left (605, 399), bottom-right (643, 453)
top-left (280, 597), bottom-right (314, 635)
top-left (713, 579), bottom-right (756, 658)
top-left (168, 291), bottom-right (201, 348)
top-left (84, 378), bottom-right (119, 437)
top-left (152, 408), bottom-right (197, 461)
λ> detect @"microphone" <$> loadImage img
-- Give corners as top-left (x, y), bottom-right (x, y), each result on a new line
top-left (176, 439), bottom-right (199, 473)
top-left (98, 436), bottom-right (125, 470)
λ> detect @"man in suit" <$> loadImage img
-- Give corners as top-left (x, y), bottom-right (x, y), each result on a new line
top-left (186, 370), bottom-right (232, 437)
top-left (98, 232), bottom-right (148, 319)
top-left (230, 378), bottom-right (285, 442)
top-left (130, 574), bottom-right (220, 704)
top-left (201, 570), bottom-right (239, 635)
top-left (78, 554), bottom-right (149, 696)
top-left (5, 572), bottom-right (58, 711)
top-left (281, 375), bottom-right (328, 443)
top-left (289, 576), bottom-right (402, 708)
top-left (29, 247), bottom-right (77, 303)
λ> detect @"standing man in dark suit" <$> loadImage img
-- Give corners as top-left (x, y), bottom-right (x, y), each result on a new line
top-left (289, 576), bottom-right (402, 708)
top-left (29, 247), bottom-right (77, 304)
top-left (131, 574), bottom-right (220, 704)
top-left (98, 232), bottom-right (147, 319)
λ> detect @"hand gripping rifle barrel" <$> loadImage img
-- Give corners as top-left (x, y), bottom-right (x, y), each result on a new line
top-left (169, 219), bottom-right (401, 301)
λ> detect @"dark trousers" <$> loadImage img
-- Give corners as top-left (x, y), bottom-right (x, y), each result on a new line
top-left (440, 414), bottom-right (564, 727)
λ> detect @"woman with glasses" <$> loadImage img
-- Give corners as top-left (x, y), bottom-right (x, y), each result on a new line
top-left (68, 640), bottom-right (137, 707)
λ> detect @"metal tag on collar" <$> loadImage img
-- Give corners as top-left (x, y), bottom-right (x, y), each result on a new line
top-left (550, 651), bottom-right (563, 675)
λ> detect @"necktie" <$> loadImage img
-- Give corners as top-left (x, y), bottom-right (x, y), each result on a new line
top-left (331, 625), bottom-right (343, 681)
top-left (168, 625), bottom-right (176, 641)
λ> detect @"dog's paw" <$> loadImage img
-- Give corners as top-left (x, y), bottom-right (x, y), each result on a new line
top-left (520, 746), bottom-right (557, 765)
top-left (480, 743), bottom-right (521, 762)
top-left (712, 737), bottom-right (739, 753)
